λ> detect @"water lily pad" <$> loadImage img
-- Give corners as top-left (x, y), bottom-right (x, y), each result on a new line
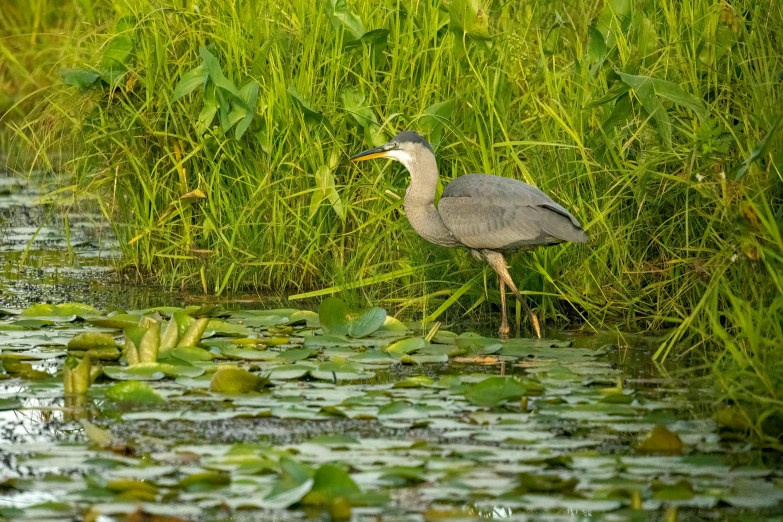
top-left (393, 376), bottom-right (436, 388)
top-left (276, 348), bottom-right (317, 363)
top-left (464, 376), bottom-right (531, 407)
top-left (21, 302), bottom-right (100, 319)
top-left (267, 364), bottom-right (314, 380)
top-left (319, 297), bottom-right (386, 338)
top-left (221, 347), bottom-right (278, 360)
top-left (165, 346), bottom-right (214, 363)
top-left (301, 464), bottom-right (361, 505)
top-left (67, 332), bottom-right (117, 350)
top-left (105, 381), bottom-right (165, 405)
top-left (210, 367), bottom-right (268, 393)
top-left (637, 424), bottom-right (684, 455)
top-left (288, 310), bottom-right (320, 327)
top-left (103, 365), bottom-right (166, 381)
top-left (378, 316), bottom-right (408, 332)
top-left (207, 320), bottom-right (250, 337)
top-left (89, 314), bottom-right (143, 329)
top-left (386, 337), bottom-right (426, 354)
top-left (310, 358), bottom-right (375, 381)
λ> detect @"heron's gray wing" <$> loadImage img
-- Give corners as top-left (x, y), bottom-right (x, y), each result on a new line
top-left (438, 174), bottom-right (587, 251)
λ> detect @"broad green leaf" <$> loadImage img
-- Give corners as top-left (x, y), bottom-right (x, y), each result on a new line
top-left (378, 316), bottom-right (408, 332)
top-left (348, 307), bottom-right (386, 337)
top-left (586, 25), bottom-right (608, 64)
top-left (617, 72), bottom-right (671, 145)
top-left (123, 325), bottom-right (146, 365)
top-left (21, 302), bottom-right (100, 318)
top-left (288, 310), bottom-right (320, 327)
top-left (326, 0), bottom-right (365, 41)
top-left (173, 64), bottom-right (208, 101)
top-left (733, 119), bottom-right (781, 180)
top-left (80, 419), bottom-right (114, 447)
top-left (288, 86), bottom-right (330, 127)
top-left (60, 69), bottom-right (100, 89)
top-left (178, 318), bottom-right (210, 347)
top-left (421, 99), bottom-right (454, 146)
top-left (650, 78), bottom-right (706, 118)
top-left (199, 46), bottom-right (241, 98)
top-left (234, 81), bottom-right (259, 140)
top-left (221, 347), bottom-right (278, 360)
top-left (267, 364), bottom-right (313, 380)
top-left (103, 365), bottom-right (165, 381)
top-left (179, 471), bottom-right (230, 493)
top-left (463, 376), bottom-right (528, 407)
top-left (393, 376), bottom-right (435, 388)
top-left (310, 165), bottom-right (345, 222)
top-left (207, 320), bottom-right (249, 337)
top-left (276, 348), bottom-right (317, 363)
top-left (311, 358), bottom-right (374, 381)
top-left (386, 337), bottom-right (426, 354)
top-left (159, 319), bottom-right (179, 352)
top-left (345, 29), bottom-right (389, 62)
top-left (209, 367), bottom-right (267, 393)
top-left (105, 381), bottom-right (165, 405)
top-left (166, 346), bottom-right (214, 363)
top-left (90, 314), bottom-right (143, 329)
top-left (101, 34), bottom-right (134, 74)
top-left (652, 479), bottom-right (695, 501)
top-left (637, 424), bottom-right (684, 455)
top-left (301, 464), bottom-right (360, 505)
top-left (319, 297), bottom-right (350, 336)
top-left (67, 332), bottom-right (117, 350)
top-left (196, 84), bottom-right (219, 134)
top-left (597, 0), bottom-right (632, 39)
top-left (341, 87), bottom-right (376, 129)
top-left (71, 347), bottom-right (120, 360)
top-left (264, 457), bottom-right (315, 509)
top-left (448, 0), bottom-right (490, 40)
top-left (174, 311), bottom-right (195, 338)
top-left (64, 355), bottom-right (92, 393)
top-left (138, 321), bottom-right (160, 363)
top-left (602, 93), bottom-right (633, 132)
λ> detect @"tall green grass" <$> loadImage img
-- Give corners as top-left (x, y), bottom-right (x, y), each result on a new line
top-left (6, 0), bottom-right (783, 441)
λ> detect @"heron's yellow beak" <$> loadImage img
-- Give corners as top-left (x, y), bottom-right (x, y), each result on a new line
top-left (350, 144), bottom-right (394, 162)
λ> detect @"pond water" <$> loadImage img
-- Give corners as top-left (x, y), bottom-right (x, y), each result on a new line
top-left (0, 173), bottom-right (781, 521)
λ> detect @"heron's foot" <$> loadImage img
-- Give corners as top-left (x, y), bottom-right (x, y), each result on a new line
top-left (529, 312), bottom-right (542, 339)
top-left (498, 322), bottom-right (510, 340)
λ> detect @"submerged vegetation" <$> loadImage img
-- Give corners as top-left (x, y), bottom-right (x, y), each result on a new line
top-left (2, 0), bottom-right (783, 438)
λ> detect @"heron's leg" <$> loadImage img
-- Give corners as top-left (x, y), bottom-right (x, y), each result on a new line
top-left (498, 276), bottom-right (510, 339)
top-left (484, 251), bottom-right (542, 339)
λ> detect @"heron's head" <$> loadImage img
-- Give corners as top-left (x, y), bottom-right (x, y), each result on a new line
top-left (350, 131), bottom-right (434, 172)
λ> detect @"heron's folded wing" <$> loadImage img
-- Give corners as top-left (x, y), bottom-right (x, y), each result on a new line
top-left (438, 174), bottom-right (586, 250)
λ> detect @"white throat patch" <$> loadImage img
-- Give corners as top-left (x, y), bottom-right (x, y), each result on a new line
top-left (385, 149), bottom-right (414, 171)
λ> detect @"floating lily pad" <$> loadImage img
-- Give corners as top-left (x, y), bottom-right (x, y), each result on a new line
top-left (310, 358), bottom-right (375, 381)
top-left (266, 364), bottom-right (314, 380)
top-left (386, 337), bottom-right (426, 354)
top-left (89, 313), bottom-right (144, 329)
top-left (105, 381), bottom-right (165, 405)
top-left (21, 302), bottom-right (100, 319)
top-left (210, 367), bottom-right (268, 393)
top-left (464, 377), bottom-right (532, 407)
top-left (67, 332), bottom-right (117, 350)
top-left (319, 297), bottom-right (386, 338)
top-left (221, 347), bottom-right (279, 360)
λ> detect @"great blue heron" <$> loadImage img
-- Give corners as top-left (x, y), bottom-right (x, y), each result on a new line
top-left (351, 131), bottom-right (587, 339)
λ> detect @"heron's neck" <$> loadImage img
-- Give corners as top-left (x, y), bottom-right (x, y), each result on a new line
top-left (401, 151), bottom-right (458, 247)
